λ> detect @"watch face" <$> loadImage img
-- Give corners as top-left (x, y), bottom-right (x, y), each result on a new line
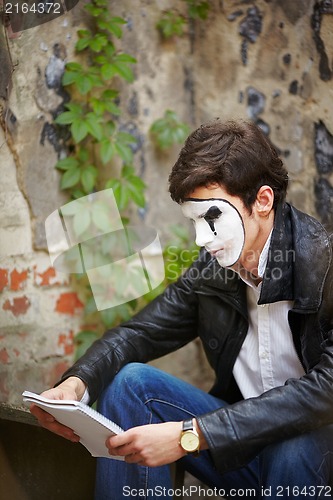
top-left (181, 431), bottom-right (200, 452)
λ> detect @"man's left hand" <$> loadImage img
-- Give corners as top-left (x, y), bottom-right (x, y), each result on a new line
top-left (106, 421), bottom-right (186, 467)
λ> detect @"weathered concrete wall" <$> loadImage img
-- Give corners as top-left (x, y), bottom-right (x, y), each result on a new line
top-left (1, 0), bottom-right (333, 404)
top-left (0, 10), bottom-right (86, 403)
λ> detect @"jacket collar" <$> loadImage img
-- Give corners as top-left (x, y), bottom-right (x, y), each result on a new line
top-left (258, 202), bottom-right (332, 311)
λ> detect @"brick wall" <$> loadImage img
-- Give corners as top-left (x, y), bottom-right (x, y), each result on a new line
top-left (0, 253), bottom-right (83, 403)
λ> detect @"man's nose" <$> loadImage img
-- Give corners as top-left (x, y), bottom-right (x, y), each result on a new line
top-left (195, 221), bottom-right (215, 247)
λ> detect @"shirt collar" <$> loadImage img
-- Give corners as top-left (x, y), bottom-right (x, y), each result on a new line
top-left (257, 229), bottom-right (273, 279)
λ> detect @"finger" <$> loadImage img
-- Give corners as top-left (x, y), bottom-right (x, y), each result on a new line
top-left (106, 442), bottom-right (133, 457)
top-left (107, 433), bottom-right (130, 448)
top-left (30, 404), bottom-right (55, 423)
top-left (30, 404), bottom-right (79, 442)
top-left (125, 453), bottom-right (143, 464)
top-left (44, 421), bottom-right (80, 442)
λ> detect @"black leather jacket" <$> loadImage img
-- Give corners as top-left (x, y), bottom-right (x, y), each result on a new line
top-left (60, 202), bottom-right (333, 473)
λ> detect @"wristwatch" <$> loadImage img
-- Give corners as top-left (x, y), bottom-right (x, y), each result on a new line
top-left (179, 419), bottom-right (200, 455)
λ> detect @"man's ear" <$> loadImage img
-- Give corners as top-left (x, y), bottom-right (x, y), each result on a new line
top-left (255, 185), bottom-right (274, 217)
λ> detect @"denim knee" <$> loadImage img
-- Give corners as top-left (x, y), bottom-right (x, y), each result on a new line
top-left (112, 362), bottom-right (155, 388)
top-left (100, 362), bottom-right (157, 404)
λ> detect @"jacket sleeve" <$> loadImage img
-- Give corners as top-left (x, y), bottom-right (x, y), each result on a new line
top-left (57, 251), bottom-right (207, 403)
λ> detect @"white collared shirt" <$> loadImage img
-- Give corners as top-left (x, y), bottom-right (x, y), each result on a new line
top-left (233, 232), bottom-right (305, 399)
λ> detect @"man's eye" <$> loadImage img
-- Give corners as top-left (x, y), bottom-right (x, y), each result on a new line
top-left (205, 214), bottom-right (219, 221)
top-left (204, 206), bottom-right (222, 221)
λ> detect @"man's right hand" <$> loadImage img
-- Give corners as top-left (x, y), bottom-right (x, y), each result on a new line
top-left (29, 376), bottom-right (87, 443)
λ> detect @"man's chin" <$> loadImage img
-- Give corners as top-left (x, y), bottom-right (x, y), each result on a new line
top-left (215, 254), bottom-right (239, 269)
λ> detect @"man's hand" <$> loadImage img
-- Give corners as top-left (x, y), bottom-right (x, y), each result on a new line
top-left (106, 421), bottom-right (185, 466)
top-left (29, 376), bottom-right (86, 443)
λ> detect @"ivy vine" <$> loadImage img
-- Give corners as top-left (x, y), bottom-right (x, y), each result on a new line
top-left (156, 0), bottom-right (210, 38)
top-left (54, 0), bottom-right (197, 355)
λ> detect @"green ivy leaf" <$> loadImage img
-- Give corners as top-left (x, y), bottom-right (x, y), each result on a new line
top-left (94, 54), bottom-right (108, 65)
top-left (115, 53), bottom-right (137, 64)
top-left (91, 202), bottom-right (113, 232)
top-left (84, 4), bottom-right (103, 16)
top-left (122, 169), bottom-right (146, 208)
top-left (113, 302), bottom-right (132, 322)
top-left (100, 308), bottom-right (118, 328)
top-left (65, 62), bottom-right (82, 71)
top-left (103, 89), bottom-right (119, 99)
top-left (74, 209), bottom-right (91, 236)
top-left (102, 42), bottom-right (116, 58)
top-left (71, 120), bottom-right (89, 143)
top-left (60, 167), bottom-right (81, 189)
top-left (101, 63), bottom-right (115, 80)
top-left (89, 98), bottom-right (105, 116)
top-left (106, 179), bottom-right (128, 211)
top-left (55, 157), bottom-right (79, 170)
top-left (104, 101), bottom-right (121, 115)
top-left (78, 148), bottom-right (89, 162)
top-left (112, 62), bottom-right (134, 82)
top-left (81, 165), bottom-right (98, 193)
top-left (89, 33), bottom-right (108, 52)
top-left (74, 330), bottom-right (99, 360)
top-left (72, 189), bottom-right (86, 199)
top-left (55, 111), bottom-right (78, 125)
top-left (150, 110), bottom-right (190, 149)
top-left (126, 182), bottom-right (146, 207)
top-left (107, 17), bottom-right (127, 38)
top-left (187, 0), bottom-right (209, 20)
top-left (114, 142), bottom-right (133, 163)
top-left (100, 139), bottom-right (116, 164)
top-left (156, 11), bottom-right (186, 38)
top-left (75, 37), bottom-right (91, 52)
top-left (84, 296), bottom-right (97, 315)
top-left (62, 70), bottom-right (80, 86)
top-left (85, 113), bottom-right (103, 141)
top-left (76, 74), bottom-right (94, 94)
top-left (65, 102), bottom-right (83, 114)
top-left (104, 120), bottom-right (117, 136)
top-left (61, 200), bottom-right (81, 216)
top-left (117, 131), bottom-right (137, 144)
top-left (122, 165), bottom-right (135, 177)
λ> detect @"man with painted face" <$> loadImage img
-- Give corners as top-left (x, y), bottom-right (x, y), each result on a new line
top-left (31, 119), bottom-right (333, 499)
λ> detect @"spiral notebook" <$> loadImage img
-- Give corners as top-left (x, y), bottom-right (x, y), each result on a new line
top-left (22, 390), bottom-right (124, 460)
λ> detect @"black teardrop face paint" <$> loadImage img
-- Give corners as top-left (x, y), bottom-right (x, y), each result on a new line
top-left (203, 205), bottom-right (222, 235)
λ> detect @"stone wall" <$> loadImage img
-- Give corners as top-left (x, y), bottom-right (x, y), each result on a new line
top-left (1, 0), bottom-right (333, 404)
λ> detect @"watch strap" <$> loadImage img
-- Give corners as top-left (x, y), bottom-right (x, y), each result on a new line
top-left (182, 419), bottom-right (194, 431)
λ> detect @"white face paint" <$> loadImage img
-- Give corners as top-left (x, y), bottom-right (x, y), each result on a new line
top-left (181, 198), bottom-right (245, 267)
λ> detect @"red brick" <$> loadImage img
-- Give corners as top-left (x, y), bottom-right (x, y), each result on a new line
top-left (34, 266), bottom-right (61, 286)
top-left (0, 348), bottom-right (9, 364)
top-left (58, 330), bottom-right (74, 356)
top-left (10, 269), bottom-right (29, 291)
top-left (55, 292), bottom-right (84, 315)
top-left (3, 296), bottom-right (31, 316)
top-left (0, 269), bottom-right (8, 292)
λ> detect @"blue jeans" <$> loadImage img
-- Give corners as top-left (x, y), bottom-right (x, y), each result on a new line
top-left (95, 363), bottom-right (333, 499)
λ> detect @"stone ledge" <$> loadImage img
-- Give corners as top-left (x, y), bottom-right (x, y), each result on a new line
top-left (0, 402), bottom-right (38, 426)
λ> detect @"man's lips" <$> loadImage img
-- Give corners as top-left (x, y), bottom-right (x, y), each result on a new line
top-left (207, 248), bottom-right (224, 257)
